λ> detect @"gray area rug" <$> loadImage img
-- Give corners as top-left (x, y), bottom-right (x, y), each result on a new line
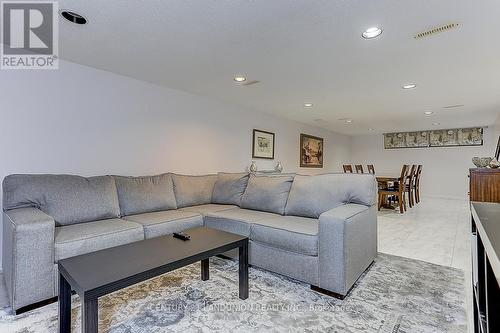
top-left (0, 253), bottom-right (467, 332)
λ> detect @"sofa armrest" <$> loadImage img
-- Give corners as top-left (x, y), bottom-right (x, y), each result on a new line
top-left (3, 207), bottom-right (55, 310)
top-left (318, 203), bottom-right (377, 296)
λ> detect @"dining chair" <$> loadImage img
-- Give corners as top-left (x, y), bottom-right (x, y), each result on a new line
top-left (367, 165), bottom-right (375, 174)
top-left (414, 165), bottom-right (422, 203)
top-left (378, 164), bottom-right (409, 214)
top-left (355, 165), bottom-right (364, 173)
top-left (406, 165), bottom-right (417, 208)
top-left (343, 165), bottom-right (353, 173)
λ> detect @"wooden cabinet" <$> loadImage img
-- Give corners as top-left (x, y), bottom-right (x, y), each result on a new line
top-left (469, 168), bottom-right (500, 203)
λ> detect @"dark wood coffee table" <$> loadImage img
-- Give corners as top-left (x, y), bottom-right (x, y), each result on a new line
top-left (58, 226), bottom-right (249, 333)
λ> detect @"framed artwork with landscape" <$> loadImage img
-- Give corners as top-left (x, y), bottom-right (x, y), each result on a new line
top-left (300, 134), bottom-right (323, 168)
top-left (252, 129), bottom-right (275, 159)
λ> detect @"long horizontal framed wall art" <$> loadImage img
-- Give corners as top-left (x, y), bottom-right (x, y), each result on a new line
top-left (384, 127), bottom-right (483, 149)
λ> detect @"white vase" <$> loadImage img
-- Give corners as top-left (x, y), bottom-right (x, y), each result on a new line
top-left (249, 161), bottom-right (257, 172)
top-left (275, 161), bottom-right (283, 173)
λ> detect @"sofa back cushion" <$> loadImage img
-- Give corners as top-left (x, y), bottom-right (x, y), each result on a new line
top-left (2, 174), bottom-right (121, 226)
top-left (172, 174), bottom-right (218, 208)
top-left (114, 174), bottom-right (177, 216)
top-left (211, 172), bottom-right (249, 206)
top-left (241, 174), bottom-right (294, 215)
top-left (285, 173), bottom-right (378, 218)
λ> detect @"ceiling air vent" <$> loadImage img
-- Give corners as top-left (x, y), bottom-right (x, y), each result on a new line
top-left (414, 23), bottom-right (459, 39)
top-left (243, 80), bottom-right (260, 86)
top-left (443, 104), bottom-right (464, 109)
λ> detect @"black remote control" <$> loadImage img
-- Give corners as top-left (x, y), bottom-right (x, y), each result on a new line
top-left (173, 232), bottom-right (191, 241)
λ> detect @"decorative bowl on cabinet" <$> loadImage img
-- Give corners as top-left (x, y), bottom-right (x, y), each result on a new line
top-left (472, 157), bottom-right (492, 168)
top-left (489, 158), bottom-right (500, 169)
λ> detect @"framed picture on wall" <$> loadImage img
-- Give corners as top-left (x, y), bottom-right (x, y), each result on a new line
top-left (252, 129), bottom-right (275, 159)
top-left (300, 133), bottom-right (323, 168)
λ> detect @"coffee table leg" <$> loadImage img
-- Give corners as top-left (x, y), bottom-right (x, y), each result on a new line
top-left (239, 240), bottom-right (249, 300)
top-left (81, 296), bottom-right (98, 333)
top-left (201, 258), bottom-right (209, 281)
top-left (59, 273), bottom-right (71, 333)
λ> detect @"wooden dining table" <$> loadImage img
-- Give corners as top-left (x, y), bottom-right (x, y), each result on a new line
top-left (375, 175), bottom-right (401, 209)
top-left (375, 175), bottom-right (401, 183)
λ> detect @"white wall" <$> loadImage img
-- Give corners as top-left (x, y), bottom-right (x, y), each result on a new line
top-left (351, 124), bottom-right (500, 200)
top-left (0, 60), bottom-right (352, 269)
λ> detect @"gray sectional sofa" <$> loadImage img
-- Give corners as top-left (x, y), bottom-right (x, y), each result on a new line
top-left (2, 172), bottom-right (378, 312)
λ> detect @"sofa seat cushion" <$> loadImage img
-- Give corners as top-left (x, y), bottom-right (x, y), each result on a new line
top-left (179, 204), bottom-right (238, 216)
top-left (54, 219), bottom-right (144, 262)
top-left (251, 216), bottom-right (319, 256)
top-left (204, 208), bottom-right (279, 236)
top-left (122, 210), bottom-right (203, 239)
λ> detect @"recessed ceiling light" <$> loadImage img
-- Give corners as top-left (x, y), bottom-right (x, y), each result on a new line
top-left (432, 122), bottom-right (440, 126)
top-left (234, 76), bottom-right (246, 82)
top-left (424, 111), bottom-right (433, 115)
top-left (362, 27), bottom-right (383, 39)
top-left (402, 84), bottom-right (417, 89)
top-left (61, 10), bottom-right (87, 24)
top-left (304, 103), bottom-right (313, 108)
top-left (345, 119), bottom-right (353, 123)
top-left (368, 128), bottom-right (375, 131)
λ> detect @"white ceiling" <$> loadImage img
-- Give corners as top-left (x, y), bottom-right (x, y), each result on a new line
top-left (57, 0), bottom-right (500, 135)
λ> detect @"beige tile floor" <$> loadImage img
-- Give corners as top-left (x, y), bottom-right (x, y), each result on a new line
top-left (378, 197), bottom-right (473, 333)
